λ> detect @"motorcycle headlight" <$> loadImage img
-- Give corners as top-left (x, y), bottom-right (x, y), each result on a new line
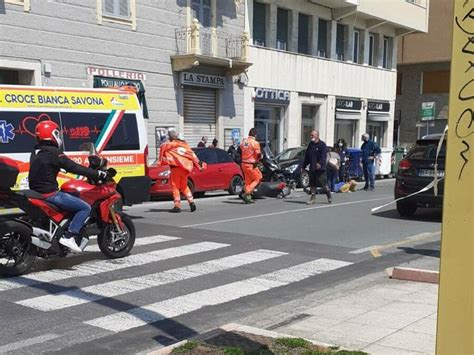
top-left (287, 164), bottom-right (299, 173)
top-left (159, 170), bottom-right (171, 177)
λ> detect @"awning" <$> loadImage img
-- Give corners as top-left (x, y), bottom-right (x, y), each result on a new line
top-left (93, 76), bottom-right (149, 119)
top-left (336, 110), bottom-right (360, 120)
top-left (367, 113), bottom-right (390, 122)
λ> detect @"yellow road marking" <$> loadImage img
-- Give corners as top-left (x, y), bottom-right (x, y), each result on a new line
top-left (370, 231), bottom-right (441, 258)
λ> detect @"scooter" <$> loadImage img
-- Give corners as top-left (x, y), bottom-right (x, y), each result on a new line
top-left (0, 143), bottom-right (135, 276)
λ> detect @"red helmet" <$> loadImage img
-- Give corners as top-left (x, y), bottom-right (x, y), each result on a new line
top-left (35, 121), bottom-right (63, 147)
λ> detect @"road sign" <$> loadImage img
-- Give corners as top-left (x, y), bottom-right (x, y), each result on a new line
top-left (420, 102), bottom-right (436, 121)
top-left (436, 1), bottom-right (474, 354)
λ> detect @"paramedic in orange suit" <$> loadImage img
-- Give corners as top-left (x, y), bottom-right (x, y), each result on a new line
top-left (240, 128), bottom-right (263, 204)
top-left (159, 129), bottom-right (203, 213)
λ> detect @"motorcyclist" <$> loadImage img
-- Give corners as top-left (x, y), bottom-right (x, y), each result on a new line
top-left (29, 121), bottom-right (107, 253)
top-left (159, 129), bottom-right (203, 213)
top-left (240, 128), bottom-right (263, 204)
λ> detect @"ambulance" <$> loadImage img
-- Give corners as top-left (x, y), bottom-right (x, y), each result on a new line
top-left (0, 85), bottom-right (151, 207)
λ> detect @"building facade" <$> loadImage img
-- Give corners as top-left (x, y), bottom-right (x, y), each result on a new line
top-left (243, 0), bottom-right (429, 155)
top-left (0, 0), bottom-right (250, 158)
top-left (396, 0), bottom-right (452, 146)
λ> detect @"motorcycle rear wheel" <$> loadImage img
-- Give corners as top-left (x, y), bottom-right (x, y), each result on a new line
top-left (98, 213), bottom-right (136, 259)
top-left (0, 221), bottom-right (36, 276)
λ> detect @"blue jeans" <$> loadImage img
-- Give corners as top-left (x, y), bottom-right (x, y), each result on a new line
top-left (46, 192), bottom-right (91, 234)
top-left (363, 160), bottom-right (375, 189)
top-left (327, 169), bottom-right (337, 192)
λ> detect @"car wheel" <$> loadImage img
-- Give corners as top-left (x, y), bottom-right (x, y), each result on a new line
top-left (300, 171), bottom-right (310, 189)
top-left (397, 201), bottom-right (417, 217)
top-left (228, 175), bottom-right (243, 195)
top-left (194, 191), bottom-right (205, 198)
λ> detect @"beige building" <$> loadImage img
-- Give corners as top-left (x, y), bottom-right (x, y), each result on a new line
top-left (396, 0), bottom-right (452, 145)
top-left (243, 0), bottom-right (429, 155)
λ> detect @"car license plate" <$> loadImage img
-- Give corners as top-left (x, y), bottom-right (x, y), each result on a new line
top-left (418, 169), bottom-right (445, 177)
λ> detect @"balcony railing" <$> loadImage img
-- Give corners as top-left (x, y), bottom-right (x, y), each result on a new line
top-left (175, 19), bottom-right (250, 61)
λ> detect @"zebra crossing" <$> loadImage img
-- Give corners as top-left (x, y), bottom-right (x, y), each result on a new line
top-left (0, 233), bottom-right (355, 353)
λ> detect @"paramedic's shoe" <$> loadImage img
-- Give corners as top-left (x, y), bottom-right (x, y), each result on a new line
top-left (60, 234), bottom-right (82, 253)
top-left (306, 195), bottom-right (316, 205)
top-left (190, 202), bottom-right (197, 212)
top-left (170, 206), bottom-right (182, 213)
top-left (243, 194), bottom-right (254, 204)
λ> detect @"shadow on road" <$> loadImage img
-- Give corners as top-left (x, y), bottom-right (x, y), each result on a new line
top-left (373, 208), bottom-right (442, 223)
top-left (398, 246), bottom-right (440, 258)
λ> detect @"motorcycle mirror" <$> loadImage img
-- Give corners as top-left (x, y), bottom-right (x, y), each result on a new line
top-left (107, 167), bottom-right (117, 178)
top-left (79, 143), bottom-right (97, 156)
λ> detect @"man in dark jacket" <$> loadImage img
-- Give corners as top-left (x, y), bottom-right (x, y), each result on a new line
top-left (29, 121), bottom-right (107, 252)
top-left (361, 133), bottom-right (381, 191)
top-left (302, 130), bottom-right (332, 205)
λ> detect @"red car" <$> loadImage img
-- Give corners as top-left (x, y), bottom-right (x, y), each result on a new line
top-left (149, 147), bottom-right (244, 198)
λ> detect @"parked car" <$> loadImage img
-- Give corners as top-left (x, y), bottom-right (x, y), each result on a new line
top-left (394, 136), bottom-right (446, 217)
top-left (149, 147), bottom-right (244, 198)
top-left (275, 146), bottom-right (309, 188)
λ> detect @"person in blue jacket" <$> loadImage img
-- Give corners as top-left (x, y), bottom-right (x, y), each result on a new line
top-left (361, 133), bottom-right (381, 191)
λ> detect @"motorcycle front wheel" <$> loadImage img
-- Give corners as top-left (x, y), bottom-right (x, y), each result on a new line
top-left (0, 221), bottom-right (36, 276)
top-left (98, 213), bottom-right (136, 259)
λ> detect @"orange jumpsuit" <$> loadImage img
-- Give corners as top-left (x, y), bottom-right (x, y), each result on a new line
top-left (159, 140), bottom-right (200, 208)
top-left (240, 136), bottom-right (263, 195)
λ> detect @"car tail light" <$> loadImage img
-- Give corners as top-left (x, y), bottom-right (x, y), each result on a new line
top-left (144, 145), bottom-right (149, 176)
top-left (398, 159), bottom-right (412, 175)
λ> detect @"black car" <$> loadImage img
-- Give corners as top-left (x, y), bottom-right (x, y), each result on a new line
top-left (275, 146), bottom-right (309, 188)
top-left (394, 136), bottom-right (445, 217)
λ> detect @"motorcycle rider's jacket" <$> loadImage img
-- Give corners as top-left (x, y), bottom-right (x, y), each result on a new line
top-left (159, 139), bottom-right (200, 173)
top-left (29, 142), bottom-right (99, 194)
top-left (240, 136), bottom-right (261, 164)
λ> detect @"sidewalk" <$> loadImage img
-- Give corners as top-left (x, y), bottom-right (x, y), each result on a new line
top-left (271, 256), bottom-right (440, 355)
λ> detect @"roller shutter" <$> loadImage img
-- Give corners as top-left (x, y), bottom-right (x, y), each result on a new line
top-left (183, 87), bottom-right (216, 147)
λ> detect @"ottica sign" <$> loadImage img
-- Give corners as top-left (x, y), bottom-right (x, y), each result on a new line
top-left (254, 88), bottom-right (290, 103)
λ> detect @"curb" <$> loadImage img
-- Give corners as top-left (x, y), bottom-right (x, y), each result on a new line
top-left (387, 266), bottom-right (439, 284)
top-left (146, 323), bottom-right (335, 354)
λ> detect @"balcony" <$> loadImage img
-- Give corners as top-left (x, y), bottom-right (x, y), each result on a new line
top-left (171, 19), bottom-right (252, 76)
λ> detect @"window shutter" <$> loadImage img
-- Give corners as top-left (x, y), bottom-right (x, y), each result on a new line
top-left (191, 0), bottom-right (200, 21)
top-left (202, 5), bottom-right (211, 27)
top-left (103, 0), bottom-right (115, 16)
top-left (118, 0), bottom-right (130, 18)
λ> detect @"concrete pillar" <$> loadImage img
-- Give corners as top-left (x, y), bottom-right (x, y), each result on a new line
top-left (287, 91), bottom-right (301, 148)
top-left (267, 3), bottom-right (277, 48)
top-left (361, 29), bottom-right (370, 65)
top-left (391, 36), bottom-right (398, 70)
top-left (359, 99), bottom-right (368, 146)
top-left (290, 10), bottom-right (299, 52)
top-left (328, 20), bottom-right (337, 60)
top-left (310, 15), bottom-right (319, 57)
top-left (344, 25), bottom-right (354, 62)
top-left (243, 87), bottom-right (255, 137)
top-left (386, 100), bottom-right (396, 149)
top-left (376, 33), bottom-right (384, 68)
top-left (325, 95), bottom-right (336, 146)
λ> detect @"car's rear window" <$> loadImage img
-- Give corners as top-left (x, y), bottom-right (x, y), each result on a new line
top-left (407, 140), bottom-right (446, 160)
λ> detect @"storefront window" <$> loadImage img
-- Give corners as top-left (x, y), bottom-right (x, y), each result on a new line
top-left (367, 121), bottom-right (385, 147)
top-left (335, 120), bottom-right (357, 147)
top-left (301, 105), bottom-right (319, 146)
top-left (255, 107), bottom-right (281, 156)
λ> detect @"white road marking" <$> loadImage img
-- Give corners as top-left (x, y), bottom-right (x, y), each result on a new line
top-left (16, 249), bottom-right (286, 311)
top-left (0, 333), bottom-right (60, 353)
top-left (182, 197), bottom-right (391, 228)
top-left (0, 242), bottom-right (228, 292)
top-left (85, 258), bottom-right (352, 333)
top-left (86, 234), bottom-right (179, 253)
top-left (349, 245), bottom-right (381, 254)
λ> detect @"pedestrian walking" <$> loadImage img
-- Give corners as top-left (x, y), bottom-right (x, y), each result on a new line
top-left (240, 128), bottom-right (263, 204)
top-left (361, 133), bottom-right (381, 191)
top-left (159, 129), bottom-right (203, 213)
top-left (227, 139), bottom-right (240, 161)
top-left (302, 130), bottom-right (332, 204)
top-left (334, 138), bottom-right (349, 182)
top-left (211, 138), bottom-right (218, 148)
top-left (197, 136), bottom-right (208, 148)
top-left (326, 148), bottom-right (340, 192)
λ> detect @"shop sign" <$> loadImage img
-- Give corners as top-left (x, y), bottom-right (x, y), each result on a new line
top-left (420, 102), bottom-right (436, 121)
top-left (336, 98), bottom-right (362, 111)
top-left (87, 67), bottom-right (146, 81)
top-left (368, 101), bottom-right (390, 112)
top-left (181, 72), bottom-right (226, 89)
top-left (255, 87), bottom-right (290, 103)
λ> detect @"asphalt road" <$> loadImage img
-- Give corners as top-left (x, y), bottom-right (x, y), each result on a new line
top-left (0, 180), bottom-right (442, 354)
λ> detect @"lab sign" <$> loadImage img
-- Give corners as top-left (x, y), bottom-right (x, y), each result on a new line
top-left (420, 102), bottom-right (435, 121)
top-left (181, 72), bottom-right (226, 89)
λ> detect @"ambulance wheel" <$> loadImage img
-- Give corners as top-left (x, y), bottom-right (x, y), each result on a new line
top-left (228, 175), bottom-right (243, 195)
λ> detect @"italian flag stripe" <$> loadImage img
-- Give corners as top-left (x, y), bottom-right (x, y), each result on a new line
top-left (95, 110), bottom-right (124, 153)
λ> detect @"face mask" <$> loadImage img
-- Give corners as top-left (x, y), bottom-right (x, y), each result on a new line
top-left (311, 137), bottom-right (317, 142)
top-left (338, 143), bottom-right (343, 147)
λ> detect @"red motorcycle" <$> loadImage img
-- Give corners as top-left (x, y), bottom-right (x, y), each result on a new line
top-left (0, 144), bottom-right (135, 276)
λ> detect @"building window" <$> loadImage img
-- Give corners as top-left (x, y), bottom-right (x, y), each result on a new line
top-left (383, 36), bottom-right (390, 68)
top-left (353, 29), bottom-right (361, 64)
top-left (253, 2), bottom-right (267, 46)
top-left (317, 18), bottom-right (328, 58)
top-left (368, 33), bottom-right (375, 66)
top-left (4, 0), bottom-right (30, 11)
top-left (191, 0), bottom-right (212, 27)
top-left (98, 0), bottom-right (137, 30)
top-left (336, 24), bottom-right (346, 61)
top-left (277, 8), bottom-right (289, 51)
top-left (298, 13), bottom-right (310, 55)
top-left (422, 71), bottom-right (450, 94)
